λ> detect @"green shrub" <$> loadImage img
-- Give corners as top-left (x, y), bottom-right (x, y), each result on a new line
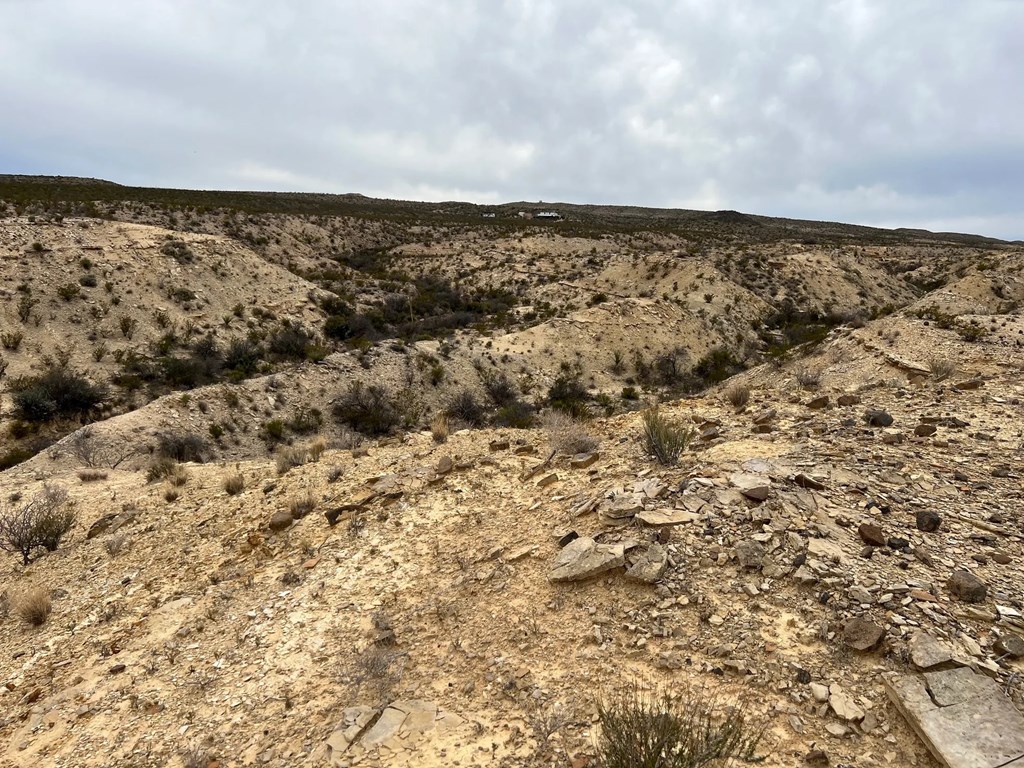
top-left (446, 389), bottom-right (486, 426)
top-left (156, 431), bottom-right (208, 463)
top-left (596, 684), bottom-right (762, 768)
top-left (10, 366), bottom-right (107, 422)
top-left (548, 364), bottom-right (589, 417)
top-left (332, 381), bottom-right (399, 436)
top-left (57, 283), bottom-right (81, 301)
top-left (494, 399), bottom-right (535, 428)
top-left (78, 273), bottom-right (98, 288)
top-left (641, 407), bottom-right (694, 466)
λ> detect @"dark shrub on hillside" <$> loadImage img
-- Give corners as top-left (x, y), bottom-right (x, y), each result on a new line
top-left (333, 382), bottom-right (400, 436)
top-left (223, 337), bottom-right (262, 375)
top-left (11, 366), bottom-right (106, 422)
top-left (548, 365), bottom-right (589, 416)
top-left (481, 370), bottom-right (518, 407)
top-left (688, 347), bottom-right (744, 390)
top-left (493, 399), bottom-right (535, 428)
top-left (156, 431), bottom-right (208, 463)
top-left (266, 321), bottom-right (315, 359)
top-left (445, 389), bottom-right (486, 426)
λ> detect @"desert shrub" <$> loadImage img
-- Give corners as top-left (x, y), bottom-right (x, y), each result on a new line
top-left (1, 331), bottom-right (23, 351)
top-left (596, 684), bottom-right (762, 768)
top-left (544, 411), bottom-right (599, 455)
top-left (794, 365), bottom-right (822, 389)
top-left (160, 239), bottom-right (194, 263)
top-left (118, 315), bottom-right (138, 339)
top-left (78, 469), bottom-right (107, 482)
top-left (641, 407), bottom-right (694, 466)
top-left (266, 321), bottom-right (316, 360)
top-left (209, 423), bottom-right (224, 440)
top-left (445, 388), bottom-right (486, 426)
top-left (275, 445), bottom-right (308, 475)
top-left (333, 382), bottom-right (400, 436)
top-left (78, 273), bottom-right (98, 288)
top-left (548, 364), bottom-right (590, 417)
top-left (223, 473), bottom-right (244, 495)
top-left (494, 399), bottom-right (535, 428)
top-left (688, 347), bottom-right (744, 391)
top-left (164, 487), bottom-right (180, 502)
top-left (481, 370), bottom-right (518, 407)
top-left (621, 386), bottom-right (639, 401)
top-left (725, 384), bottom-right (750, 408)
top-left (10, 365), bottom-right (107, 422)
top-left (146, 457), bottom-right (179, 482)
top-left (57, 283), bottom-right (81, 301)
top-left (927, 357), bottom-right (956, 381)
top-left (431, 413), bottom-right (449, 443)
top-left (14, 586), bottom-right (52, 627)
top-left (958, 323), bottom-right (988, 342)
top-left (0, 446), bottom-right (36, 470)
top-left (156, 431), bottom-right (207, 463)
top-left (223, 337), bottom-right (262, 376)
top-left (288, 493), bottom-right (317, 518)
top-left (0, 485), bottom-right (74, 564)
top-left (286, 406), bottom-right (323, 435)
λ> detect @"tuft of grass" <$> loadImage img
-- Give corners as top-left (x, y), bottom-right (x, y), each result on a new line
top-left (288, 493), bottom-right (317, 519)
top-left (927, 356), bottom-right (956, 381)
top-left (78, 469), bottom-right (108, 482)
top-left (543, 411), bottom-right (599, 455)
top-left (431, 413), bottom-right (449, 444)
top-left (223, 473), bottom-right (244, 496)
top-left (164, 487), bottom-right (180, 503)
top-left (596, 683), bottom-right (763, 768)
top-left (725, 383), bottom-right (750, 409)
top-left (795, 365), bottom-right (822, 390)
top-left (641, 407), bottom-right (694, 466)
top-left (104, 533), bottom-right (128, 557)
top-left (15, 586), bottom-right (52, 627)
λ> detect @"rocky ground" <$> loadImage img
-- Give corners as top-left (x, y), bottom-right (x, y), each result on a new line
top-left (3, 310), bottom-right (1024, 767)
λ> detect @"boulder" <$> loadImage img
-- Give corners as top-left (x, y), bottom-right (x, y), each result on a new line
top-left (858, 523), bottom-right (886, 547)
top-left (916, 510), bottom-right (942, 533)
top-left (863, 409), bottom-right (894, 427)
top-left (734, 539), bottom-right (765, 569)
top-left (844, 617), bottom-right (885, 651)
top-left (947, 570), bottom-right (988, 603)
top-left (268, 510), bottom-right (294, 532)
top-left (730, 472), bottom-right (771, 501)
top-left (625, 543), bottom-right (668, 583)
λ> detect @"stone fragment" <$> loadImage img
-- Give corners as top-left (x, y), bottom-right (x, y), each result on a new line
top-left (730, 472), bottom-right (771, 501)
top-left (734, 539), bottom-right (765, 569)
top-left (993, 552), bottom-right (1012, 565)
top-left (549, 537), bottom-right (625, 582)
top-left (625, 543), bottom-right (667, 583)
top-left (488, 439), bottom-right (509, 452)
top-left (844, 617), bottom-right (884, 651)
top-left (636, 509), bottom-right (698, 526)
top-left (807, 395), bottom-right (830, 410)
top-left (436, 455), bottom-right (454, 474)
top-left (268, 510), bottom-right (293, 532)
top-left (809, 682), bottom-right (830, 702)
top-left (947, 570), bottom-right (988, 603)
top-left (752, 408), bottom-right (776, 425)
top-left (864, 409), bottom-right (894, 427)
top-left (914, 423), bottom-right (937, 437)
top-left (995, 634), bottom-right (1024, 659)
top-left (570, 452), bottom-right (600, 469)
top-left (794, 473), bottom-right (826, 490)
top-left (909, 632), bottom-right (953, 670)
top-left (828, 684), bottom-right (865, 721)
top-left (536, 472), bottom-right (558, 488)
top-left (916, 510), bottom-right (942, 533)
top-left (858, 523), bottom-right (886, 547)
top-left (837, 393), bottom-right (861, 406)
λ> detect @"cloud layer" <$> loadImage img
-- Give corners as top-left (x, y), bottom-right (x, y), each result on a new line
top-left (2, 0), bottom-right (1022, 238)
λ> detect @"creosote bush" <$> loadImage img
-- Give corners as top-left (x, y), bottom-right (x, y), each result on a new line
top-left (333, 381), bottom-right (400, 436)
top-left (641, 407), bottom-right (694, 466)
top-left (596, 683), bottom-right (762, 768)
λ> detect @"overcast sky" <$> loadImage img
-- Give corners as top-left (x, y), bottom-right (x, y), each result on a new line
top-left (1, 1), bottom-right (1022, 239)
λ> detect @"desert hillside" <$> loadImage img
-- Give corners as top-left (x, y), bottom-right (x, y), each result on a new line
top-left (1, 178), bottom-right (1024, 768)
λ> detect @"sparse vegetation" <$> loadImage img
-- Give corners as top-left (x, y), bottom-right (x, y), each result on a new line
top-left (223, 473), bottom-right (245, 495)
top-left (928, 356), bottom-right (956, 381)
top-left (13, 586), bottom-right (52, 627)
top-left (543, 411), bottom-right (599, 455)
top-left (333, 381), bottom-right (400, 436)
top-left (725, 383), bottom-right (751, 408)
top-left (0, 485), bottom-right (75, 565)
top-left (641, 407), bottom-right (694, 466)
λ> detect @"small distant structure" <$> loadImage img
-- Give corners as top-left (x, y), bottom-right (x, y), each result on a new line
top-left (517, 211), bottom-right (533, 219)
top-left (535, 211), bottom-right (561, 220)
top-left (481, 212), bottom-right (496, 218)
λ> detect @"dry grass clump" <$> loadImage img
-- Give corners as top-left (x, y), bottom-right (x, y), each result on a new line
top-left (276, 438), bottom-right (327, 476)
top-left (164, 487), bottom-right (180, 503)
top-left (596, 683), bottom-right (762, 768)
top-left (168, 465), bottom-right (190, 487)
top-left (928, 356), bottom-right (956, 381)
top-left (327, 465), bottom-right (345, 483)
top-left (77, 469), bottom-right (108, 482)
top-left (795, 365), bottom-right (822, 390)
top-left (307, 436), bottom-right (327, 462)
top-left (104, 533), bottom-right (128, 557)
top-left (724, 383), bottom-right (750, 409)
top-left (543, 411), bottom-right (599, 455)
top-left (14, 586), bottom-right (52, 627)
top-left (641, 407), bottom-right (695, 467)
top-left (431, 413), bottom-right (450, 444)
top-left (223, 473), bottom-right (245, 495)
top-left (288, 493), bottom-right (317, 519)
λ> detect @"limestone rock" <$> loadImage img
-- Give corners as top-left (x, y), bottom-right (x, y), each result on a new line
top-left (734, 539), bottom-right (765, 569)
top-left (858, 523), bottom-right (886, 547)
top-left (730, 472), bottom-right (771, 501)
top-left (625, 543), bottom-right (667, 583)
top-left (828, 684), bottom-right (865, 721)
top-left (995, 634), bottom-right (1024, 659)
top-left (549, 537), bottom-right (625, 582)
top-left (909, 632), bottom-right (953, 670)
top-left (268, 510), bottom-right (293, 532)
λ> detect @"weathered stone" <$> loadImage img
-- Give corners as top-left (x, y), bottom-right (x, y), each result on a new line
top-left (536, 472), bottom-right (558, 488)
top-left (730, 472), bottom-right (771, 501)
top-left (837, 393), bottom-right (861, 406)
top-left (914, 423), bottom-right (938, 437)
top-left (828, 684), bottom-right (865, 721)
top-left (625, 543), bottom-right (667, 583)
top-left (752, 408), bottom-right (776, 425)
top-left (807, 395), bottom-right (830, 410)
top-left (864, 409), bottom-right (894, 427)
top-left (734, 539), bottom-right (765, 569)
top-left (549, 537), bottom-right (625, 582)
top-left (858, 523), bottom-right (886, 547)
top-left (570, 452), bottom-right (599, 469)
top-left (886, 669), bottom-right (1024, 768)
top-left (794, 473), bottom-right (826, 490)
top-left (268, 510), bottom-right (293, 532)
top-left (488, 439), bottom-right (510, 452)
top-left (993, 552), bottom-right (1012, 565)
top-left (909, 632), bottom-right (953, 670)
top-left (954, 378), bottom-right (984, 390)
top-left (995, 634), bottom-right (1024, 659)
top-left (947, 570), bottom-right (988, 603)
top-left (844, 617), bottom-right (884, 651)
top-left (809, 682), bottom-right (830, 702)
top-left (636, 509), bottom-right (698, 526)
top-left (916, 510), bottom-right (942, 533)
top-left (600, 494), bottom-right (644, 521)
top-left (888, 537), bottom-right (910, 551)
top-left (436, 455), bottom-right (454, 474)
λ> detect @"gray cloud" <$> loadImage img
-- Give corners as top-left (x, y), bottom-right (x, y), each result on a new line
top-left (1, 0), bottom-right (1021, 238)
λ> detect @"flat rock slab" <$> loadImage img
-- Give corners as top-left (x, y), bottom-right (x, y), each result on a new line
top-left (730, 472), bottom-right (771, 501)
top-left (636, 509), bottom-right (698, 526)
top-left (886, 669), bottom-right (1024, 768)
top-left (549, 536), bottom-right (625, 582)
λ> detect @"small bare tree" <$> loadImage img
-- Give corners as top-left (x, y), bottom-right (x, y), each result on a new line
top-left (0, 485), bottom-right (75, 565)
